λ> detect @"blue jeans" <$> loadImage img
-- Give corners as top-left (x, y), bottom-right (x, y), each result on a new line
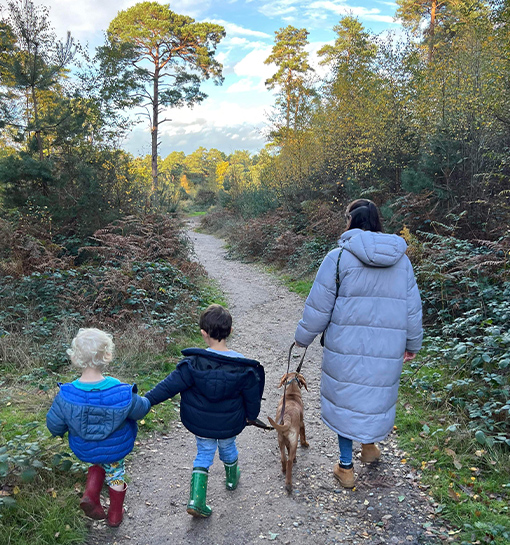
top-left (338, 435), bottom-right (353, 466)
top-left (194, 436), bottom-right (238, 469)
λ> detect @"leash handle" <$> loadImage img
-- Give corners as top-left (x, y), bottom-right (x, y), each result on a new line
top-left (247, 418), bottom-right (274, 431)
top-left (287, 341), bottom-right (308, 373)
top-left (279, 342), bottom-right (307, 424)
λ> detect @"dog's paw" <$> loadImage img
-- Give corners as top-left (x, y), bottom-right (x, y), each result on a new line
top-left (301, 441), bottom-right (309, 448)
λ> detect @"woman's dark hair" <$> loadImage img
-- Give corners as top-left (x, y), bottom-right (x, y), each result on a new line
top-left (345, 199), bottom-right (383, 233)
top-left (199, 304), bottom-right (232, 341)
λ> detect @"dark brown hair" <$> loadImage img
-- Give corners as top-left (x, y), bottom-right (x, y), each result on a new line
top-left (345, 199), bottom-right (383, 233)
top-left (199, 304), bottom-right (232, 341)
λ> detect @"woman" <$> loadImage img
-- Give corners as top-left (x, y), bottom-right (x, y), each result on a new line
top-left (294, 199), bottom-right (423, 488)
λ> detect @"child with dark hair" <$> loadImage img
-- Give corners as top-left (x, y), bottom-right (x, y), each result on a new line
top-left (145, 304), bottom-right (265, 517)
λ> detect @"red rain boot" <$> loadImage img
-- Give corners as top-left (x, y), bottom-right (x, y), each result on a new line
top-left (107, 484), bottom-right (127, 527)
top-left (80, 465), bottom-right (106, 520)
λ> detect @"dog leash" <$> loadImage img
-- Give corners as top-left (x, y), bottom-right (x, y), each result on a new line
top-left (278, 342), bottom-right (308, 424)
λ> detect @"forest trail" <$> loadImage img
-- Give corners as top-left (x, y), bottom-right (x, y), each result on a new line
top-left (90, 222), bottom-right (442, 545)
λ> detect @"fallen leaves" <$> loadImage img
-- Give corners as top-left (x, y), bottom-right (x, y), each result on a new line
top-left (447, 488), bottom-right (460, 502)
top-left (445, 448), bottom-right (462, 470)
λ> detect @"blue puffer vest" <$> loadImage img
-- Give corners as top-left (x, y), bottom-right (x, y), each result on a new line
top-left (46, 383), bottom-right (150, 464)
top-left (145, 348), bottom-right (265, 439)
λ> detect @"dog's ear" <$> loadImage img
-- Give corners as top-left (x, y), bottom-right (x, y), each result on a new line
top-left (278, 374), bottom-right (288, 388)
top-left (297, 374), bottom-right (308, 391)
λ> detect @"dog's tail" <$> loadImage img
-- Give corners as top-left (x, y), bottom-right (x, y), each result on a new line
top-left (267, 416), bottom-right (291, 433)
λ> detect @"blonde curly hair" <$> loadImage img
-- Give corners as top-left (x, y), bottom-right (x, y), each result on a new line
top-left (67, 328), bottom-right (114, 369)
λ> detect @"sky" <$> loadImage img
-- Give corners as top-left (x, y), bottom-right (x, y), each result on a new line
top-left (33, 0), bottom-right (403, 158)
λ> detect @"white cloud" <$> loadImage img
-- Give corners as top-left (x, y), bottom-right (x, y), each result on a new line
top-left (307, 41), bottom-right (333, 80)
top-left (124, 120), bottom-right (266, 156)
top-left (259, 0), bottom-right (299, 17)
top-left (307, 1), bottom-right (398, 24)
top-left (161, 0), bottom-right (212, 18)
top-left (230, 37), bottom-right (251, 46)
top-left (159, 99), bottom-right (269, 134)
top-left (127, 98), bottom-right (270, 154)
top-left (227, 78), bottom-right (261, 93)
top-left (233, 46), bottom-right (274, 80)
top-left (33, 0), bottom-right (128, 41)
top-left (208, 19), bottom-right (271, 39)
top-left (35, 0), bottom-right (215, 46)
top-left (222, 36), bottom-right (266, 50)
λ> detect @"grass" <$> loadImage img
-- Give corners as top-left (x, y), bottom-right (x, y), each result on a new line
top-left (1, 477), bottom-right (88, 545)
top-left (396, 357), bottom-right (510, 544)
top-left (187, 210), bottom-right (207, 217)
top-left (281, 275), bottom-right (313, 297)
top-left (0, 385), bottom-right (89, 545)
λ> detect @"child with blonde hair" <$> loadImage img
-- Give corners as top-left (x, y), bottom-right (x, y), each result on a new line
top-left (46, 328), bottom-right (150, 526)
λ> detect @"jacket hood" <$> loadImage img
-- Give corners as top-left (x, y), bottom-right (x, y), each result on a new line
top-left (58, 383), bottom-right (135, 440)
top-left (181, 348), bottom-right (261, 403)
top-left (339, 229), bottom-right (407, 268)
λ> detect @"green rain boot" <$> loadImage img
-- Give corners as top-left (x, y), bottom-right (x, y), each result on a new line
top-left (224, 459), bottom-right (240, 490)
top-left (186, 468), bottom-right (212, 518)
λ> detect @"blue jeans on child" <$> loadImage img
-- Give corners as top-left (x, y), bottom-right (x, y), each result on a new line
top-left (194, 436), bottom-right (238, 469)
top-left (338, 435), bottom-right (353, 466)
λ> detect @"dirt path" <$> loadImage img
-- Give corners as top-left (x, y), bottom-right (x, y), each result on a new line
top-left (93, 224), bottom-right (443, 545)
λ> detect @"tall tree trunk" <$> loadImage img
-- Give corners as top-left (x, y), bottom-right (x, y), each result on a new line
top-left (286, 89), bottom-right (291, 130)
top-left (30, 84), bottom-right (48, 196)
top-left (31, 86), bottom-right (43, 161)
top-left (152, 61), bottom-right (160, 197)
top-left (428, 0), bottom-right (437, 63)
top-left (30, 44), bottom-right (44, 163)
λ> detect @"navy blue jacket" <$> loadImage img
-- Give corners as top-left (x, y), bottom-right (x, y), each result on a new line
top-left (145, 348), bottom-right (265, 439)
top-left (46, 382), bottom-right (151, 464)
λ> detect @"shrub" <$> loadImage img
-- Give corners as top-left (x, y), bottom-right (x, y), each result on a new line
top-left (0, 214), bottom-right (208, 372)
top-left (194, 189), bottom-right (217, 207)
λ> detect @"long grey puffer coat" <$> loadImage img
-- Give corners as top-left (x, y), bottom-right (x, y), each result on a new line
top-left (294, 228), bottom-right (423, 443)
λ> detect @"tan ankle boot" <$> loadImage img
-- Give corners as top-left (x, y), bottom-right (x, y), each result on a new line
top-left (360, 443), bottom-right (381, 463)
top-left (333, 463), bottom-right (355, 488)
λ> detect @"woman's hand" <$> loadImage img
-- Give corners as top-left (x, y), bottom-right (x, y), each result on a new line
top-left (403, 351), bottom-right (416, 363)
top-left (295, 341), bottom-right (306, 348)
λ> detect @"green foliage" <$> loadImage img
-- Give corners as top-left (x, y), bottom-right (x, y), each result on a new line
top-left (0, 207), bottom-right (218, 542)
top-left (0, 402), bottom-right (87, 541)
top-left (1, 484), bottom-right (87, 545)
top-left (396, 389), bottom-right (510, 544)
top-left (401, 168), bottom-right (434, 193)
top-left (0, 214), bottom-right (207, 372)
top-left (0, 0), bottom-right (77, 160)
top-left (229, 186), bottom-right (279, 219)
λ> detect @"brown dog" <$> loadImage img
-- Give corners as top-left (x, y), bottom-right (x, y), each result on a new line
top-left (268, 372), bottom-right (309, 491)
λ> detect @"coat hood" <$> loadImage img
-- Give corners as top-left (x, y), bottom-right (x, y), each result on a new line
top-left (58, 383), bottom-right (136, 440)
top-left (181, 348), bottom-right (262, 403)
top-left (340, 229), bottom-right (407, 267)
